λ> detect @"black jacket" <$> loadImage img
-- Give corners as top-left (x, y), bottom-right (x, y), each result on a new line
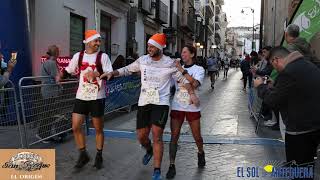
top-left (257, 51), bottom-right (320, 132)
top-left (240, 60), bottom-right (251, 75)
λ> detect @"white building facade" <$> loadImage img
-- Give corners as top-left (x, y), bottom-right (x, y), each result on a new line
top-left (28, 0), bottom-right (130, 75)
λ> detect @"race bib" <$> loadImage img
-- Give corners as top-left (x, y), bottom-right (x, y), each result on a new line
top-left (79, 82), bottom-right (99, 100)
top-left (175, 88), bottom-right (190, 107)
top-left (142, 88), bottom-right (160, 104)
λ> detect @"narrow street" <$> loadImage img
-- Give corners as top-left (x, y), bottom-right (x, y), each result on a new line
top-left (103, 68), bottom-right (281, 139)
top-left (53, 68), bottom-right (285, 180)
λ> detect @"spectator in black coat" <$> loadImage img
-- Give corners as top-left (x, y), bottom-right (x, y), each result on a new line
top-left (254, 46), bottom-right (320, 167)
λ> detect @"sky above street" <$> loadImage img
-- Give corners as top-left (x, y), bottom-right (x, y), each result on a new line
top-left (222, 0), bottom-right (261, 27)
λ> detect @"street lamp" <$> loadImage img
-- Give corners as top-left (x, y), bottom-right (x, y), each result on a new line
top-left (196, 42), bottom-right (201, 47)
top-left (241, 7), bottom-right (255, 51)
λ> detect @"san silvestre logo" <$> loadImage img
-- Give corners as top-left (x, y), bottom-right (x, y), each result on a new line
top-left (2, 152), bottom-right (50, 172)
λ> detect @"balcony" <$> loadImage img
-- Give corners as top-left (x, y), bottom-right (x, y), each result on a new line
top-left (188, 0), bottom-right (194, 7)
top-left (215, 15), bottom-right (220, 22)
top-left (155, 0), bottom-right (168, 24)
top-left (215, 22), bottom-right (221, 30)
top-left (172, 12), bottom-right (178, 30)
top-left (206, 2), bottom-right (214, 18)
top-left (138, 0), bottom-right (152, 15)
top-left (180, 3), bottom-right (195, 32)
top-left (216, 0), bottom-right (224, 5)
top-left (237, 40), bottom-right (244, 46)
top-left (215, 5), bottom-right (221, 14)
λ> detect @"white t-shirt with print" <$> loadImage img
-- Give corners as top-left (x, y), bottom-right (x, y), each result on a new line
top-left (171, 64), bottom-right (205, 112)
top-left (65, 51), bottom-right (113, 101)
top-left (117, 55), bottom-right (189, 106)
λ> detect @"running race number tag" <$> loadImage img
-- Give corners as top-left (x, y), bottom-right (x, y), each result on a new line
top-left (143, 88), bottom-right (160, 104)
top-left (79, 82), bottom-right (99, 100)
top-left (175, 88), bottom-right (190, 107)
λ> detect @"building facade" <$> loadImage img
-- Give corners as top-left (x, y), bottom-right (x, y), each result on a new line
top-left (261, 0), bottom-right (300, 46)
top-left (27, 0), bottom-right (131, 75)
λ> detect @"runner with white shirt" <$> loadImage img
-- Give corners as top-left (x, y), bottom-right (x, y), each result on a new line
top-left (100, 33), bottom-right (199, 180)
top-left (166, 45), bottom-right (205, 179)
top-left (59, 30), bottom-right (113, 170)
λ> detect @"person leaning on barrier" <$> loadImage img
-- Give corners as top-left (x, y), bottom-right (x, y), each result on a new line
top-left (36, 45), bottom-right (64, 143)
top-left (41, 45), bottom-right (61, 98)
top-left (285, 24), bottom-right (320, 68)
top-left (254, 46), bottom-right (320, 167)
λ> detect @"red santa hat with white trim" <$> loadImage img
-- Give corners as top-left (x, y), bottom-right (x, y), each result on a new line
top-left (147, 33), bottom-right (167, 50)
top-left (83, 30), bottom-right (101, 44)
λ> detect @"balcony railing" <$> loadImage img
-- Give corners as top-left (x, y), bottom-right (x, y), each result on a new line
top-left (180, 4), bottom-right (194, 32)
top-left (172, 12), bottom-right (178, 30)
top-left (155, 0), bottom-right (168, 24)
top-left (138, 0), bottom-right (152, 15)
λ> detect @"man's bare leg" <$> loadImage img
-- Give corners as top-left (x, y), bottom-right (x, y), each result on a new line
top-left (152, 125), bottom-right (164, 170)
top-left (92, 117), bottom-right (104, 169)
top-left (137, 127), bottom-right (153, 165)
top-left (72, 113), bottom-right (90, 169)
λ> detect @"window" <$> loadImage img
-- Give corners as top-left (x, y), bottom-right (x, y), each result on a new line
top-left (70, 13), bottom-right (85, 56)
top-left (100, 13), bottom-right (112, 56)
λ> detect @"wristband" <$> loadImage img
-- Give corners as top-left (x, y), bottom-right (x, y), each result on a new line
top-left (182, 70), bottom-right (188, 75)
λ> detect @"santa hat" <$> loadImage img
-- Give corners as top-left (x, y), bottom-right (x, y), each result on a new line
top-left (83, 30), bottom-right (101, 44)
top-left (148, 33), bottom-right (166, 50)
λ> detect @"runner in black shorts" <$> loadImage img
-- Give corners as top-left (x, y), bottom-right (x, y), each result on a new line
top-left (59, 30), bottom-right (113, 170)
top-left (101, 33), bottom-right (200, 180)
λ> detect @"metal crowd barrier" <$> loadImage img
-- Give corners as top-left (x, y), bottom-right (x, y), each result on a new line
top-left (19, 76), bottom-right (78, 147)
top-left (17, 75), bottom-right (141, 147)
top-left (0, 80), bottom-right (24, 148)
top-left (248, 88), bottom-right (263, 133)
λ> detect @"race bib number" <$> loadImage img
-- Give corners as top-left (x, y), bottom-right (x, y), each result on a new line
top-left (142, 88), bottom-right (160, 104)
top-left (79, 82), bottom-right (99, 100)
top-left (175, 88), bottom-right (190, 107)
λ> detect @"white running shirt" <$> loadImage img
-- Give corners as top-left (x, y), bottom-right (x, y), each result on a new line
top-left (117, 55), bottom-right (189, 106)
top-left (65, 51), bottom-right (113, 100)
top-left (171, 64), bottom-right (205, 112)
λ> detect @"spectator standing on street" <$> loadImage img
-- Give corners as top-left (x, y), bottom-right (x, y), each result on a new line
top-left (250, 51), bottom-right (259, 66)
top-left (0, 52), bottom-right (16, 87)
top-left (254, 47), bottom-right (320, 168)
top-left (166, 45), bottom-right (205, 179)
top-left (37, 45), bottom-right (62, 143)
top-left (100, 33), bottom-right (199, 180)
top-left (240, 55), bottom-right (252, 90)
top-left (285, 24), bottom-right (320, 68)
top-left (59, 30), bottom-right (113, 170)
top-left (207, 55), bottom-right (219, 89)
top-left (223, 57), bottom-right (230, 79)
top-left (0, 52), bottom-right (16, 115)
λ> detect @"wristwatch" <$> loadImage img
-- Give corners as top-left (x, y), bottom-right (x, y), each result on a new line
top-left (182, 70), bottom-right (188, 75)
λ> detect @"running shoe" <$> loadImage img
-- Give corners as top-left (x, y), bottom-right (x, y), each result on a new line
top-left (152, 169), bottom-right (162, 180)
top-left (142, 149), bottom-right (153, 165)
top-left (93, 152), bottom-right (103, 169)
top-left (74, 150), bottom-right (90, 169)
top-left (166, 164), bottom-right (176, 179)
top-left (198, 152), bottom-right (206, 168)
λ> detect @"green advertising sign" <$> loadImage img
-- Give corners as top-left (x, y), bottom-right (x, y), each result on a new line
top-left (284, 0), bottom-right (320, 45)
top-left (283, 0), bottom-right (320, 60)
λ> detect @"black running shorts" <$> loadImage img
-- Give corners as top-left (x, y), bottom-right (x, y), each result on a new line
top-left (136, 104), bottom-right (169, 129)
top-left (73, 99), bottom-right (105, 117)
